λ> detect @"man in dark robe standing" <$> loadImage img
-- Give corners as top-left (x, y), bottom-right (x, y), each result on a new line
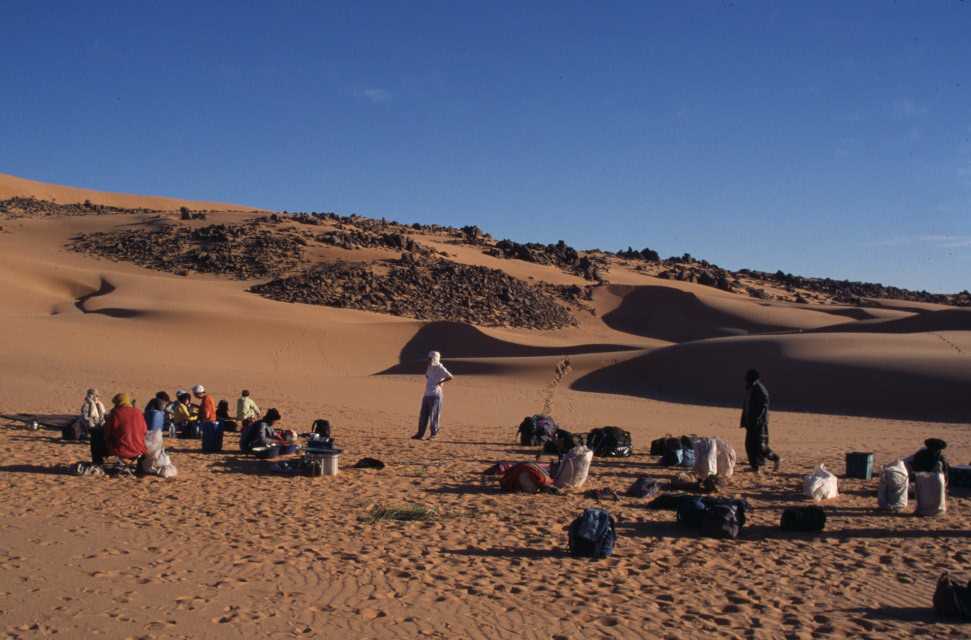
top-left (740, 369), bottom-right (781, 472)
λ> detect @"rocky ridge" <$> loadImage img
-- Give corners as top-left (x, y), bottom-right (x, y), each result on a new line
top-left (250, 254), bottom-right (578, 330)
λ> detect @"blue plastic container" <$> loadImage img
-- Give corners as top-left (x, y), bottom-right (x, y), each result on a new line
top-left (845, 452), bottom-right (874, 479)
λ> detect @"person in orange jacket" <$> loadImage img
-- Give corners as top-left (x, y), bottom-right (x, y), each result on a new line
top-left (104, 393), bottom-right (147, 462)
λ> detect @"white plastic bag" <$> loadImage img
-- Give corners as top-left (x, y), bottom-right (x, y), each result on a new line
top-left (692, 438), bottom-right (718, 479)
top-left (915, 471), bottom-right (946, 516)
top-left (877, 460), bottom-right (909, 511)
top-left (713, 437), bottom-right (737, 478)
top-left (159, 463), bottom-right (178, 479)
top-left (554, 446), bottom-right (593, 489)
top-left (803, 464), bottom-right (839, 501)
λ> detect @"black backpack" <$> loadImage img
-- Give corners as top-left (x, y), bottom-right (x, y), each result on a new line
top-left (517, 415), bottom-right (557, 446)
top-left (650, 437), bottom-right (667, 456)
top-left (676, 497), bottom-right (708, 528)
top-left (780, 506), bottom-right (827, 533)
top-left (568, 508), bottom-right (616, 559)
top-left (934, 573), bottom-right (971, 620)
top-left (660, 437), bottom-right (684, 466)
top-left (701, 503), bottom-right (742, 539)
top-left (312, 419), bottom-right (332, 438)
top-left (587, 426), bottom-right (632, 457)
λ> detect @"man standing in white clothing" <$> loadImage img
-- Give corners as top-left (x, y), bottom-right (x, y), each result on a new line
top-left (413, 351), bottom-right (453, 440)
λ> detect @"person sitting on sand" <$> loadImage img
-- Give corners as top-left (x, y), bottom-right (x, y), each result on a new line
top-left (740, 369), bottom-right (781, 472)
top-left (412, 350), bottom-right (453, 440)
top-left (100, 393), bottom-right (147, 464)
top-left (236, 389), bottom-right (260, 429)
top-left (911, 438), bottom-right (950, 480)
top-left (80, 388), bottom-right (107, 432)
top-left (144, 391), bottom-right (170, 433)
top-left (170, 390), bottom-right (198, 436)
top-left (240, 407), bottom-right (282, 452)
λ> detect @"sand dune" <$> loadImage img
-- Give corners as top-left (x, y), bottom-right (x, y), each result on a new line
top-left (0, 171), bottom-right (259, 211)
top-left (601, 284), bottom-right (848, 342)
top-left (573, 331), bottom-right (971, 422)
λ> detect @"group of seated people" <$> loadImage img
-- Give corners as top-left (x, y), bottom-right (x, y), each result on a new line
top-left (78, 386), bottom-right (288, 465)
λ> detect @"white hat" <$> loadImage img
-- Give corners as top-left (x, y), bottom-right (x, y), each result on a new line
top-left (427, 351), bottom-right (441, 365)
top-left (192, 384), bottom-right (205, 394)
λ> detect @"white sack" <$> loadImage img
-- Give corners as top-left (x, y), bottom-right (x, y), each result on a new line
top-left (915, 471), bottom-right (946, 516)
top-left (803, 464), bottom-right (839, 501)
top-left (877, 459), bottom-right (909, 511)
top-left (692, 437), bottom-right (718, 479)
top-left (554, 446), bottom-right (594, 489)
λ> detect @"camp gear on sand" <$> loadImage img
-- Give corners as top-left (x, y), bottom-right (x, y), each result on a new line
top-left (201, 420), bottom-right (224, 453)
top-left (693, 437), bottom-right (717, 479)
top-left (62, 417), bottom-right (85, 442)
top-left (483, 461), bottom-right (552, 477)
top-left (517, 415), bottom-right (558, 446)
top-left (934, 573), bottom-right (971, 620)
top-left (586, 426), bottom-right (632, 457)
top-left (252, 445), bottom-right (281, 459)
top-left (915, 471), bottom-right (946, 516)
top-left (677, 497), bottom-right (708, 529)
top-left (878, 460), bottom-right (909, 512)
top-left (660, 437), bottom-right (684, 466)
top-left (543, 428), bottom-right (584, 456)
top-left (626, 477), bottom-right (661, 499)
top-left (553, 446), bottom-right (593, 489)
top-left (679, 497), bottom-right (749, 538)
top-left (353, 457), bottom-right (385, 470)
top-left (949, 464), bottom-right (971, 489)
top-left (803, 465), bottom-right (839, 501)
top-left (650, 437), bottom-right (667, 456)
top-left (568, 508), bottom-right (616, 559)
top-left (585, 488), bottom-right (621, 501)
top-left (714, 437), bottom-right (737, 478)
top-left (499, 462), bottom-right (556, 493)
top-left (647, 493), bottom-right (696, 510)
top-left (702, 502), bottom-right (743, 539)
top-left (845, 452), bottom-right (875, 479)
top-left (780, 506), bottom-right (827, 532)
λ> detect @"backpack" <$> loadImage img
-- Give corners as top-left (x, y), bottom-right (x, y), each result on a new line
top-left (587, 426), bottom-right (632, 457)
top-left (626, 476), bottom-right (661, 499)
top-left (701, 503), bottom-right (742, 539)
top-left (499, 462), bottom-right (556, 493)
top-left (676, 497), bottom-right (708, 529)
top-left (780, 506), bottom-right (827, 532)
top-left (650, 437), bottom-right (667, 456)
top-left (660, 439), bottom-right (683, 466)
top-left (679, 446), bottom-right (696, 468)
top-left (568, 508), bottom-right (616, 559)
top-left (934, 573), bottom-right (971, 620)
top-left (201, 421), bottom-right (223, 453)
top-left (312, 419), bottom-right (332, 438)
top-left (517, 415), bottom-right (557, 446)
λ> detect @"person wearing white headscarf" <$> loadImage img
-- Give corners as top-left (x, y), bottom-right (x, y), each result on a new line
top-left (80, 388), bottom-right (107, 430)
top-left (412, 351), bottom-right (453, 440)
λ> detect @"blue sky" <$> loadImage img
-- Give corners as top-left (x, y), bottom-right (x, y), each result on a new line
top-left (2, 2), bottom-right (969, 292)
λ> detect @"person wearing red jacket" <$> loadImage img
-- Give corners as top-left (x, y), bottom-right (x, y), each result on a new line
top-left (104, 393), bottom-right (147, 461)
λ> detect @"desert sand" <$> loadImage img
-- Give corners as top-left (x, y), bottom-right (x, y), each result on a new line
top-left (1, 174), bottom-right (970, 639)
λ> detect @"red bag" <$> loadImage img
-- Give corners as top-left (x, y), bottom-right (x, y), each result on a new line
top-left (499, 462), bottom-right (555, 493)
